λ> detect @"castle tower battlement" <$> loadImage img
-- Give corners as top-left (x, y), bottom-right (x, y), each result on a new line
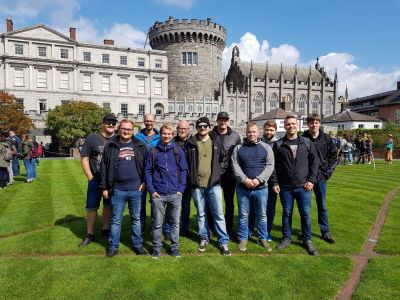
top-left (149, 17), bottom-right (226, 101)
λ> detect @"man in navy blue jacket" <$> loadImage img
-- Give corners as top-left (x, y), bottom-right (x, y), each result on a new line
top-left (145, 124), bottom-right (188, 259)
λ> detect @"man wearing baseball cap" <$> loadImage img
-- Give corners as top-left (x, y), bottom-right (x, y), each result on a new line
top-left (185, 117), bottom-right (231, 255)
top-left (79, 113), bottom-right (117, 246)
top-left (212, 112), bottom-right (241, 238)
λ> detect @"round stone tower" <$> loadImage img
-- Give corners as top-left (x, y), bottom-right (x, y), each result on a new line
top-left (148, 17), bottom-right (226, 101)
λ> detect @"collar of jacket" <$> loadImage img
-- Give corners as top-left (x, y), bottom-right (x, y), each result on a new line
top-left (212, 126), bottom-right (233, 135)
top-left (109, 135), bottom-right (142, 148)
top-left (303, 129), bottom-right (324, 141)
top-left (243, 137), bottom-right (261, 145)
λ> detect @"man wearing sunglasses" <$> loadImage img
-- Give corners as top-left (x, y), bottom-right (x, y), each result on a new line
top-left (79, 113), bottom-right (117, 246)
top-left (185, 117), bottom-right (231, 256)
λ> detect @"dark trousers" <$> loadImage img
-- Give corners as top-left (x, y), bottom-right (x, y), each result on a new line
top-left (221, 175), bottom-right (236, 235)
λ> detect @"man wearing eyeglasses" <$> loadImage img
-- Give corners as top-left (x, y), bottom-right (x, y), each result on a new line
top-left (185, 117), bottom-right (231, 256)
top-left (100, 119), bottom-right (148, 257)
top-left (79, 113), bottom-right (117, 246)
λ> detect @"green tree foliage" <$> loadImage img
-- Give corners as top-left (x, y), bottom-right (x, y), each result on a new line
top-left (0, 91), bottom-right (34, 135)
top-left (46, 101), bottom-right (110, 146)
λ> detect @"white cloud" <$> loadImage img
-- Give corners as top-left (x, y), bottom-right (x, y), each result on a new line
top-left (223, 32), bottom-right (400, 98)
top-left (104, 23), bottom-right (147, 48)
top-left (155, 0), bottom-right (195, 10)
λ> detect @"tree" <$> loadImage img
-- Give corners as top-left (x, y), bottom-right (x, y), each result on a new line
top-left (0, 91), bottom-right (34, 135)
top-left (46, 101), bottom-right (110, 147)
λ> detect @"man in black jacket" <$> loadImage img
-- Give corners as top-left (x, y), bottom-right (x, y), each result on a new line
top-left (271, 115), bottom-right (319, 255)
top-left (185, 117), bottom-right (231, 256)
top-left (100, 119), bottom-right (148, 257)
top-left (303, 113), bottom-right (337, 244)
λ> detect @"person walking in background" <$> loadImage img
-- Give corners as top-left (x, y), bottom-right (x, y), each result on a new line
top-left (0, 133), bottom-right (13, 189)
top-left (145, 124), bottom-right (188, 259)
top-left (79, 113), bottom-right (117, 246)
top-left (212, 112), bottom-right (241, 239)
top-left (365, 134), bottom-right (373, 165)
top-left (100, 119), bottom-right (148, 257)
top-left (232, 122), bottom-right (274, 252)
top-left (135, 113), bottom-right (160, 234)
top-left (356, 134), bottom-right (366, 164)
top-left (303, 113), bottom-right (337, 244)
top-left (8, 130), bottom-right (21, 176)
top-left (20, 134), bottom-right (37, 183)
top-left (385, 134), bottom-right (394, 164)
top-left (185, 117), bottom-right (231, 256)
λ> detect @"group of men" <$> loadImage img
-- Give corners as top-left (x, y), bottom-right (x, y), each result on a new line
top-left (79, 111), bottom-right (337, 258)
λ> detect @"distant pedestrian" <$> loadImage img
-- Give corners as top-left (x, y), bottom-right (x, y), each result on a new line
top-left (0, 133), bottom-right (13, 189)
top-left (8, 130), bottom-right (21, 176)
top-left (20, 134), bottom-right (37, 183)
top-left (385, 134), bottom-right (394, 164)
top-left (365, 134), bottom-right (373, 164)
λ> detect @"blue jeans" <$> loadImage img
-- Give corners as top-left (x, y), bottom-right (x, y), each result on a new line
top-left (165, 186), bottom-right (192, 234)
top-left (191, 185), bottom-right (229, 246)
top-left (279, 185), bottom-right (312, 241)
top-left (23, 159), bottom-right (36, 181)
top-left (266, 186), bottom-right (278, 234)
top-left (109, 189), bottom-right (143, 251)
top-left (236, 185), bottom-right (268, 241)
top-left (152, 194), bottom-right (181, 252)
top-left (313, 180), bottom-right (330, 235)
top-left (12, 157), bottom-right (20, 176)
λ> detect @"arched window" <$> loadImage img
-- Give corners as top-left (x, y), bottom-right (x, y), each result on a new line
top-left (154, 103), bottom-right (164, 116)
top-left (270, 93), bottom-right (278, 110)
top-left (178, 105), bottom-right (184, 113)
top-left (298, 94), bottom-right (306, 114)
top-left (312, 95), bottom-right (320, 114)
top-left (324, 96), bottom-right (333, 116)
top-left (254, 92), bottom-right (263, 113)
top-left (188, 104), bottom-right (193, 112)
top-left (197, 104), bottom-right (203, 113)
top-left (206, 105), bottom-right (211, 113)
top-left (213, 105), bottom-right (218, 113)
top-left (229, 99), bottom-right (234, 113)
top-left (168, 104), bottom-right (174, 113)
top-left (240, 99), bottom-right (245, 113)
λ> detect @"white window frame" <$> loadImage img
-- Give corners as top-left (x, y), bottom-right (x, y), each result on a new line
top-left (137, 57), bottom-right (145, 67)
top-left (119, 77), bottom-right (128, 93)
top-left (83, 52), bottom-right (91, 62)
top-left (137, 78), bottom-right (145, 94)
top-left (103, 102), bottom-right (110, 110)
top-left (182, 52), bottom-right (198, 66)
top-left (155, 59), bottom-right (162, 69)
top-left (138, 104), bottom-right (145, 115)
top-left (60, 72), bottom-right (69, 89)
top-left (102, 54), bottom-right (110, 64)
top-left (14, 68), bottom-right (24, 87)
top-left (82, 74), bottom-right (91, 91)
top-left (38, 46), bottom-right (47, 57)
top-left (101, 75), bottom-right (110, 92)
top-left (15, 44), bottom-right (23, 55)
top-left (121, 103), bottom-right (128, 117)
top-left (37, 70), bottom-right (47, 88)
top-left (120, 55), bottom-right (127, 65)
top-left (154, 79), bottom-right (162, 95)
top-left (39, 99), bottom-right (47, 112)
top-left (60, 48), bottom-right (68, 59)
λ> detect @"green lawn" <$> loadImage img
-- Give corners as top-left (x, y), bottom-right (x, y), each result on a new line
top-left (0, 159), bottom-right (399, 299)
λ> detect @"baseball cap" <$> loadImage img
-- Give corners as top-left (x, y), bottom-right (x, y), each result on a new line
top-left (196, 117), bottom-right (211, 128)
top-left (103, 113), bottom-right (117, 123)
top-left (217, 112), bottom-right (229, 120)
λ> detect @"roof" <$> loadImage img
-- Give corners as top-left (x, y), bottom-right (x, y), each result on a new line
top-left (251, 108), bottom-right (302, 121)
top-left (349, 90), bottom-right (396, 104)
top-left (379, 89), bottom-right (400, 106)
top-left (322, 110), bottom-right (382, 123)
top-left (237, 61), bottom-right (325, 82)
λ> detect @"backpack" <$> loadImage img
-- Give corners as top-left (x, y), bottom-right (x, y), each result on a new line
top-left (1, 143), bottom-right (13, 161)
top-left (151, 144), bottom-right (182, 183)
top-left (30, 141), bottom-right (39, 159)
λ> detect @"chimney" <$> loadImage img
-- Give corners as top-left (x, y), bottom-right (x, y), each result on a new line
top-left (104, 39), bottom-right (114, 46)
top-left (69, 27), bottom-right (76, 41)
top-left (397, 80), bottom-right (400, 90)
top-left (6, 18), bottom-right (13, 32)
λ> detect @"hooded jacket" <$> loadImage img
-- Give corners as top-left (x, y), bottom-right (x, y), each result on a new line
top-left (100, 135), bottom-right (147, 192)
top-left (135, 128), bottom-right (160, 150)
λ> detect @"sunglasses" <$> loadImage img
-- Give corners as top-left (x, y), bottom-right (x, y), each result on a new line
top-left (197, 125), bottom-right (209, 129)
top-left (104, 121), bottom-right (116, 126)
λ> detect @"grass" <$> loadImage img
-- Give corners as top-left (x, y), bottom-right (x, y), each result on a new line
top-left (0, 159), bottom-right (399, 299)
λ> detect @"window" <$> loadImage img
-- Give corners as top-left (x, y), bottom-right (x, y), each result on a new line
top-left (312, 96), bottom-right (320, 114)
top-left (119, 77), bottom-right (128, 93)
top-left (270, 93), bottom-right (278, 110)
top-left (60, 72), bottom-right (69, 89)
top-left (102, 54), bottom-right (110, 64)
top-left (102, 76), bottom-right (110, 92)
top-left (155, 79), bottom-right (162, 95)
top-left (138, 104), bottom-right (145, 115)
top-left (155, 59), bottom-right (162, 68)
top-left (154, 103), bottom-right (164, 116)
top-left (60, 48), bottom-right (68, 59)
top-left (120, 56), bottom-right (127, 65)
top-left (83, 52), bottom-right (91, 62)
top-left (16, 98), bottom-right (24, 106)
top-left (298, 95), bottom-right (306, 114)
top-left (103, 102), bottom-right (110, 110)
top-left (254, 93), bottom-right (263, 113)
top-left (37, 70), bottom-right (47, 88)
top-left (39, 99), bottom-right (47, 113)
top-left (229, 99), bottom-right (234, 113)
top-left (178, 105), bottom-right (184, 113)
top-left (137, 57), bottom-right (145, 67)
top-left (61, 100), bottom-right (70, 105)
top-left (120, 104), bottom-right (128, 117)
top-left (15, 44), bottom-right (23, 55)
top-left (38, 47), bottom-right (46, 57)
top-left (324, 97), bottom-right (333, 116)
top-left (14, 68), bottom-right (24, 86)
top-left (181, 52), bottom-right (198, 65)
top-left (374, 124), bottom-right (379, 129)
top-left (82, 74), bottom-right (91, 91)
top-left (240, 99), bottom-right (245, 113)
top-left (358, 124), bottom-right (364, 129)
top-left (137, 78), bottom-right (145, 94)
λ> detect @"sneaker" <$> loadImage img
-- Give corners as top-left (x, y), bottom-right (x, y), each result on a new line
top-left (170, 249), bottom-right (182, 258)
top-left (79, 233), bottom-right (95, 246)
top-left (322, 232), bottom-right (336, 244)
top-left (303, 240), bottom-right (318, 255)
top-left (197, 239), bottom-right (208, 252)
top-left (102, 229), bottom-right (110, 241)
top-left (219, 244), bottom-right (232, 256)
top-left (277, 237), bottom-right (291, 250)
top-left (267, 232), bottom-right (272, 242)
top-left (164, 232), bottom-right (171, 241)
top-left (258, 239), bottom-right (272, 252)
top-left (133, 247), bottom-right (148, 255)
top-left (238, 240), bottom-right (248, 252)
top-left (152, 251), bottom-right (160, 260)
top-left (106, 249), bottom-right (118, 257)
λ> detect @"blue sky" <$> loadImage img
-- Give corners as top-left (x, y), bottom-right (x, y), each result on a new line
top-left (1, 0), bottom-right (399, 98)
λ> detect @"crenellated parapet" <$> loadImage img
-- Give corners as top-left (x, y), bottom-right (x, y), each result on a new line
top-left (149, 16), bottom-right (226, 51)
